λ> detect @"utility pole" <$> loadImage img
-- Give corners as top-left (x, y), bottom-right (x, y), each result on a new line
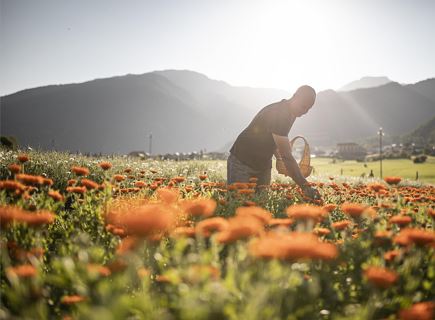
top-left (148, 132), bottom-right (153, 155)
top-left (377, 127), bottom-right (384, 179)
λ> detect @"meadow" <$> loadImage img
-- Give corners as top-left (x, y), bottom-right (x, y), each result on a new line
top-left (0, 148), bottom-right (434, 320)
top-left (310, 157), bottom-right (435, 184)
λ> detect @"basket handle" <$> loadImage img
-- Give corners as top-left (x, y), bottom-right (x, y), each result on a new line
top-left (289, 136), bottom-right (311, 162)
top-left (275, 135), bottom-right (312, 178)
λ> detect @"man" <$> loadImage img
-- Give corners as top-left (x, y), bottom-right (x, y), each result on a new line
top-left (227, 85), bottom-right (321, 200)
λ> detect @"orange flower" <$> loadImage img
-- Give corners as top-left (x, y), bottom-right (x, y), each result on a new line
top-left (364, 266), bottom-right (398, 288)
top-left (313, 227), bottom-right (331, 236)
top-left (393, 228), bottom-right (435, 246)
top-left (61, 295), bottom-right (86, 305)
top-left (184, 185), bottom-right (193, 192)
top-left (199, 173), bottom-right (208, 181)
top-left (98, 161), bottom-right (112, 170)
top-left (15, 174), bottom-right (44, 185)
top-left (42, 178), bottom-right (54, 186)
top-left (332, 220), bottom-right (352, 231)
top-left (149, 183), bottom-right (159, 190)
top-left (172, 176), bottom-right (185, 183)
top-left (381, 202), bottom-right (393, 209)
top-left (67, 179), bottom-right (77, 186)
top-left (399, 301), bottom-right (434, 320)
top-left (249, 232), bottom-right (338, 261)
top-left (268, 218), bottom-right (294, 228)
top-left (25, 210), bottom-right (56, 226)
top-left (0, 206), bottom-right (23, 228)
top-left (374, 230), bottom-right (392, 241)
top-left (6, 264), bottom-right (37, 278)
top-left (171, 226), bottom-right (196, 238)
top-left (0, 180), bottom-right (26, 193)
top-left (367, 183), bottom-right (388, 192)
top-left (80, 178), bottom-right (99, 190)
top-left (216, 216), bottom-right (263, 244)
top-left (115, 236), bottom-right (140, 255)
top-left (156, 188), bottom-right (179, 204)
top-left (389, 215), bottom-right (412, 226)
top-left (186, 264), bottom-right (220, 283)
top-left (322, 204), bottom-right (337, 213)
top-left (87, 264), bottom-right (111, 277)
top-left (134, 181), bottom-right (147, 188)
top-left (66, 186), bottom-right (87, 194)
top-left (107, 204), bottom-right (175, 237)
top-left (17, 154), bottom-right (30, 163)
top-left (227, 185), bottom-right (237, 191)
top-left (181, 198), bottom-right (216, 218)
top-left (0, 206), bottom-right (55, 228)
top-left (341, 202), bottom-right (367, 218)
top-left (48, 190), bottom-right (64, 202)
top-left (238, 188), bottom-right (255, 195)
top-left (236, 206), bottom-right (272, 224)
top-left (286, 204), bottom-right (327, 222)
top-left (195, 217), bottom-right (229, 237)
top-left (113, 174), bottom-right (125, 182)
top-left (384, 250), bottom-right (401, 262)
top-left (384, 176), bottom-right (401, 185)
top-left (244, 200), bottom-right (256, 206)
top-left (71, 166), bottom-right (90, 176)
top-left (231, 182), bottom-right (249, 189)
top-left (7, 163), bottom-right (21, 174)
top-left (106, 223), bottom-right (123, 236)
top-left (136, 267), bottom-right (151, 279)
top-left (364, 207), bottom-right (378, 218)
top-left (155, 274), bottom-right (171, 283)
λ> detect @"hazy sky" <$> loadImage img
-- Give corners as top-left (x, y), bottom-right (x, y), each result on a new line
top-left (1, 0), bottom-right (434, 96)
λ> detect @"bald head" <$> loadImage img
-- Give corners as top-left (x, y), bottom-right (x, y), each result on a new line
top-left (289, 85), bottom-right (316, 117)
top-left (294, 85), bottom-right (316, 104)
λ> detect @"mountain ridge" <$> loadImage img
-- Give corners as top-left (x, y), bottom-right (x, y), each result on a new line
top-left (1, 70), bottom-right (434, 154)
top-left (338, 76), bottom-right (393, 91)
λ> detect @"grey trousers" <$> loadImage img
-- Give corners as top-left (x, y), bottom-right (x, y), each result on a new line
top-left (226, 153), bottom-right (271, 186)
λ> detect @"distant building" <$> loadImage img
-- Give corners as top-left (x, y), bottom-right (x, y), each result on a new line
top-left (128, 151), bottom-right (147, 158)
top-left (337, 143), bottom-right (367, 161)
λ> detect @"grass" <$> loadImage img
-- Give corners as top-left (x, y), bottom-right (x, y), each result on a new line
top-left (310, 156), bottom-right (435, 183)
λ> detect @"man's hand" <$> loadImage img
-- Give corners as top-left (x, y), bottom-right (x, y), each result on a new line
top-left (301, 184), bottom-right (322, 201)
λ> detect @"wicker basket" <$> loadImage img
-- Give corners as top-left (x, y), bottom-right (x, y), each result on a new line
top-left (275, 135), bottom-right (313, 178)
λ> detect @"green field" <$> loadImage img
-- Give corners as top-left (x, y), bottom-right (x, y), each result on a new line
top-left (1, 149), bottom-right (434, 319)
top-left (309, 156), bottom-right (435, 183)
top-left (203, 157), bottom-right (435, 184)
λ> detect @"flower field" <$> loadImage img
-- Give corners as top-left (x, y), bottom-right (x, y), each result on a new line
top-left (1, 148), bottom-right (434, 320)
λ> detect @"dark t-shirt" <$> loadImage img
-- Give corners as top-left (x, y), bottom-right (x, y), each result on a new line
top-left (230, 100), bottom-right (296, 171)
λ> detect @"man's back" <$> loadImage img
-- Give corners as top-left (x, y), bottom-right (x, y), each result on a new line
top-left (230, 100), bottom-right (295, 171)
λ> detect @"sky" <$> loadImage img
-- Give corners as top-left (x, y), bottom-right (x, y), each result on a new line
top-left (1, 0), bottom-right (435, 96)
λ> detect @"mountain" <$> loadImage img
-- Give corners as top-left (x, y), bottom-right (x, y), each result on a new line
top-left (404, 115), bottom-right (435, 144)
top-left (404, 78), bottom-right (435, 104)
top-left (1, 71), bottom-right (434, 154)
top-left (293, 80), bottom-right (435, 146)
top-left (339, 76), bottom-right (392, 91)
top-left (0, 71), bottom-right (287, 154)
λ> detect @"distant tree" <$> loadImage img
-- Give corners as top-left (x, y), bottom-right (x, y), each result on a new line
top-left (413, 155), bottom-right (427, 163)
top-left (0, 136), bottom-right (19, 150)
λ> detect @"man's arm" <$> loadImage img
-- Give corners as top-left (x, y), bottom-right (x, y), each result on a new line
top-left (272, 133), bottom-right (307, 187)
top-left (272, 133), bottom-right (322, 201)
